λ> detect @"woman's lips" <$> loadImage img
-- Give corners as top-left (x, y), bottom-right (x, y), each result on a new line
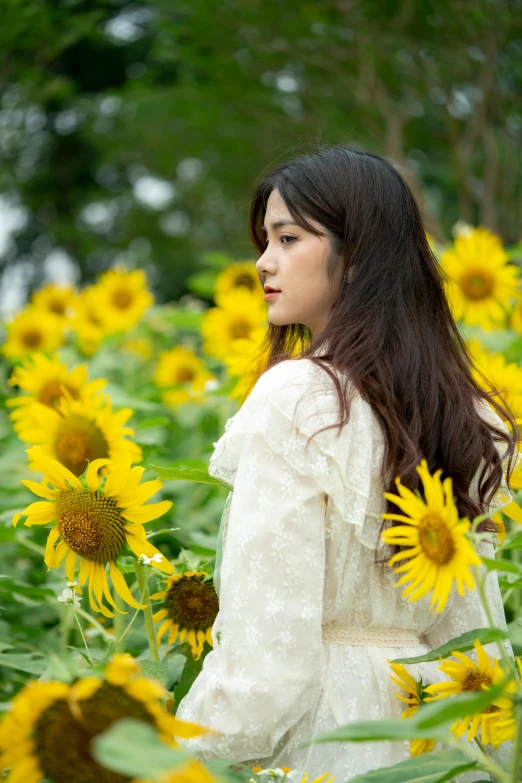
top-left (264, 291), bottom-right (281, 301)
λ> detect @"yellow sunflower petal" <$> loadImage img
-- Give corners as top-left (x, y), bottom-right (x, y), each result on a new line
top-left (120, 500), bottom-right (173, 524)
top-left (65, 550), bottom-right (77, 582)
top-left (109, 561), bottom-right (145, 609)
top-left (20, 480), bottom-right (58, 499)
top-left (44, 527), bottom-right (61, 569)
top-left (20, 500), bottom-right (56, 521)
top-left (86, 458), bottom-right (111, 492)
top-left (26, 446), bottom-right (82, 490)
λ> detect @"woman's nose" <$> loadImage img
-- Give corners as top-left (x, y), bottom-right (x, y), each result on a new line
top-left (256, 251), bottom-right (276, 277)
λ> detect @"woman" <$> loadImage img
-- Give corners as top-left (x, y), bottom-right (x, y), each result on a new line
top-left (176, 147), bottom-right (519, 778)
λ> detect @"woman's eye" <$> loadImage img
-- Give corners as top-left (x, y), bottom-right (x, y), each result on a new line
top-left (260, 235), bottom-right (296, 250)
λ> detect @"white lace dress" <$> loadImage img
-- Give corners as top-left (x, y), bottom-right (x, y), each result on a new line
top-left (176, 358), bottom-right (514, 779)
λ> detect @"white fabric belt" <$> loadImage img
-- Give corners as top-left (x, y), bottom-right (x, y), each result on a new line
top-left (322, 625), bottom-right (420, 647)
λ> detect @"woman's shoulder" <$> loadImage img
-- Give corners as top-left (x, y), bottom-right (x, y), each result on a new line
top-left (251, 357), bottom-right (352, 399)
top-left (238, 358), bottom-right (369, 443)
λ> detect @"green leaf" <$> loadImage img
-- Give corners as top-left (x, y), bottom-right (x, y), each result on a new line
top-left (187, 270), bottom-right (219, 298)
top-left (347, 750), bottom-right (475, 783)
top-left (0, 578), bottom-right (55, 601)
top-left (156, 309), bottom-right (203, 330)
top-left (481, 556), bottom-right (522, 574)
top-left (150, 464), bottom-right (226, 486)
top-left (392, 628), bottom-right (508, 664)
top-left (308, 717), bottom-right (446, 745)
top-left (173, 643), bottom-right (204, 705)
top-left (189, 543), bottom-right (217, 556)
top-left (137, 417), bottom-right (171, 429)
top-left (499, 531), bottom-right (522, 550)
top-left (146, 527), bottom-right (181, 539)
top-left (508, 619), bottom-right (522, 646)
top-left (0, 651), bottom-right (48, 675)
top-left (138, 660), bottom-right (170, 687)
top-left (165, 653), bottom-right (187, 688)
top-left (91, 718), bottom-right (188, 778)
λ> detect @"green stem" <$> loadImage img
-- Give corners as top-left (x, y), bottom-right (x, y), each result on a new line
top-left (16, 533), bottom-right (46, 555)
top-left (72, 605), bottom-right (114, 642)
top-left (60, 603), bottom-right (73, 655)
top-left (133, 558), bottom-right (160, 662)
top-left (72, 609), bottom-right (93, 667)
top-left (510, 704), bottom-right (522, 783)
top-left (115, 607), bottom-right (141, 648)
top-left (447, 736), bottom-right (508, 783)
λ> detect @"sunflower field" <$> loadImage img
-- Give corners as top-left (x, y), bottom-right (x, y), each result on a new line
top-left (1, 226), bottom-right (522, 783)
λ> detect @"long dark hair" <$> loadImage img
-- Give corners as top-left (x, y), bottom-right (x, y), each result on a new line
top-left (247, 146), bottom-right (519, 544)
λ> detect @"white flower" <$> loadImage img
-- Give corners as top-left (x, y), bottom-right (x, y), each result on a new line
top-left (204, 378), bottom-right (219, 392)
top-left (139, 553), bottom-right (163, 565)
top-left (57, 583), bottom-right (81, 608)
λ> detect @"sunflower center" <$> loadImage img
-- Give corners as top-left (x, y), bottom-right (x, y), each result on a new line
top-left (56, 490), bottom-right (126, 563)
top-left (234, 274), bottom-right (256, 290)
top-left (112, 288), bottom-right (133, 310)
top-left (175, 367), bottom-right (195, 383)
top-left (39, 382), bottom-right (79, 409)
top-left (34, 682), bottom-right (155, 783)
top-left (22, 328), bottom-right (44, 349)
top-left (460, 272), bottom-right (494, 300)
top-left (54, 414), bottom-right (109, 477)
top-left (166, 574), bottom-right (219, 631)
top-left (462, 671), bottom-right (492, 692)
top-left (49, 298), bottom-right (67, 315)
top-left (418, 513), bottom-right (455, 565)
top-left (87, 309), bottom-right (103, 327)
top-left (230, 319), bottom-right (253, 339)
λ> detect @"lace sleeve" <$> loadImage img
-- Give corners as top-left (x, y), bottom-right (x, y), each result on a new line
top-left (175, 364), bottom-right (329, 762)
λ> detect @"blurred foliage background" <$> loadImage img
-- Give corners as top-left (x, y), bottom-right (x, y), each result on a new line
top-left (1, 0), bottom-right (521, 306)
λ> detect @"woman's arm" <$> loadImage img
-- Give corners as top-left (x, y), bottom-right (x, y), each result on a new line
top-left (175, 426), bottom-right (327, 761)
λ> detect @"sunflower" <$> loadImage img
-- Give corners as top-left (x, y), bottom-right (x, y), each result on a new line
top-left (13, 448), bottom-right (173, 615)
top-left (18, 391), bottom-right (141, 477)
top-left (221, 326), bottom-right (268, 402)
top-left (70, 286), bottom-right (110, 356)
top-left (468, 338), bottom-right (522, 422)
top-left (489, 658), bottom-right (522, 744)
top-left (31, 282), bottom-right (79, 320)
top-left (151, 571), bottom-right (219, 660)
top-left (389, 662), bottom-right (435, 756)
top-left (511, 298), bottom-right (522, 336)
top-left (0, 653), bottom-right (206, 783)
top-left (154, 347), bottom-right (215, 408)
top-left (424, 640), bottom-right (516, 746)
top-left (134, 761), bottom-right (217, 783)
top-left (381, 459), bottom-right (482, 613)
top-left (214, 261), bottom-right (263, 306)
top-left (6, 353), bottom-right (106, 434)
top-left (441, 226), bottom-right (519, 330)
top-left (201, 288), bottom-right (267, 361)
top-left (2, 307), bottom-right (65, 360)
top-left (91, 268), bottom-right (154, 335)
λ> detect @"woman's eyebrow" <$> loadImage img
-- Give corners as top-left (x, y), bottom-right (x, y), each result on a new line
top-left (261, 220), bottom-right (300, 233)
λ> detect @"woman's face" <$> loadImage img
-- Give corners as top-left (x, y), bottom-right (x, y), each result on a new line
top-left (256, 189), bottom-right (343, 338)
